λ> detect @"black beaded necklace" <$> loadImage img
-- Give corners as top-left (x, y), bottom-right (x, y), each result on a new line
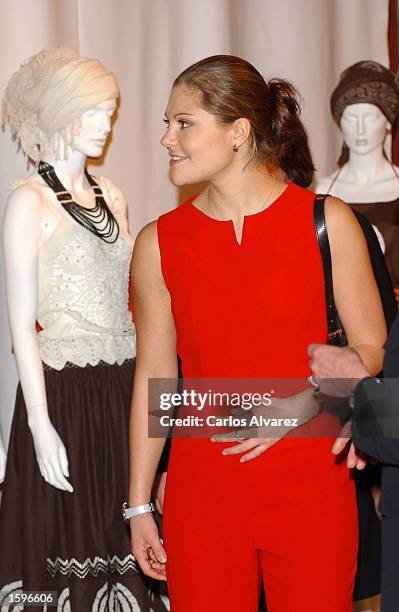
top-left (38, 161), bottom-right (119, 244)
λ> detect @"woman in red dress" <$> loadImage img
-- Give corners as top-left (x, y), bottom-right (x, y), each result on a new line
top-left (128, 56), bottom-right (386, 611)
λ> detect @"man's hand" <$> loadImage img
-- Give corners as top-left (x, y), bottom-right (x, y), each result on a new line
top-left (308, 344), bottom-right (369, 397)
top-left (372, 485), bottom-right (382, 520)
top-left (332, 420), bottom-right (367, 470)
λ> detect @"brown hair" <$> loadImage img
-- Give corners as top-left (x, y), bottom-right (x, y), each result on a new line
top-left (173, 55), bottom-right (315, 187)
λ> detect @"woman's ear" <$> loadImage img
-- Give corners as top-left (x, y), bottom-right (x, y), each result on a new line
top-left (232, 117), bottom-right (251, 149)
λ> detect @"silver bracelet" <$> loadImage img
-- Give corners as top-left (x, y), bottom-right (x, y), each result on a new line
top-left (122, 501), bottom-right (155, 522)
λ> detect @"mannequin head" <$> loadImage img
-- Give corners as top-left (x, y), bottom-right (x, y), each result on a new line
top-left (340, 102), bottom-right (389, 157)
top-left (3, 46), bottom-right (119, 162)
top-left (54, 98), bottom-right (117, 161)
top-left (330, 60), bottom-right (399, 166)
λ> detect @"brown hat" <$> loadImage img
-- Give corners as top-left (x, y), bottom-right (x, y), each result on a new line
top-left (331, 60), bottom-right (399, 125)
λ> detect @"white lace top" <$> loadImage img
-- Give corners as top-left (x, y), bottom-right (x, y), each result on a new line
top-left (12, 176), bottom-right (136, 370)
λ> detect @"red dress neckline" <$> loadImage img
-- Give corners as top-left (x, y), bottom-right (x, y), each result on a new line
top-left (186, 182), bottom-right (291, 223)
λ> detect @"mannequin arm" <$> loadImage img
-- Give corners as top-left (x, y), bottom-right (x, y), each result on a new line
top-left (3, 184), bottom-right (73, 492)
top-left (0, 434), bottom-right (6, 483)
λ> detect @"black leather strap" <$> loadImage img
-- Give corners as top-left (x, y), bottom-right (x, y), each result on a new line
top-left (314, 194), bottom-right (347, 346)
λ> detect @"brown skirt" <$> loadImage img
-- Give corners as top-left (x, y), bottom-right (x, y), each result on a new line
top-left (0, 360), bottom-right (169, 611)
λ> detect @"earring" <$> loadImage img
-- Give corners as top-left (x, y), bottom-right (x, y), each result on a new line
top-left (233, 143), bottom-right (239, 152)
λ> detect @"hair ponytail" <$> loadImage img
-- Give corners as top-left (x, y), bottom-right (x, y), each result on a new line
top-left (174, 55), bottom-right (315, 187)
top-left (267, 79), bottom-right (315, 187)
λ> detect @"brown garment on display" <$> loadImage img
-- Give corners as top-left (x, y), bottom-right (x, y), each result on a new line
top-left (0, 360), bottom-right (169, 611)
top-left (349, 200), bottom-right (399, 290)
top-left (327, 166), bottom-right (399, 291)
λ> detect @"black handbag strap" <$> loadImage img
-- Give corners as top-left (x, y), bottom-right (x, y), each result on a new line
top-left (314, 194), bottom-right (346, 345)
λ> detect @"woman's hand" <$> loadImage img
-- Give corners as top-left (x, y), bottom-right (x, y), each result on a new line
top-left (152, 472), bottom-right (167, 515)
top-left (130, 513), bottom-right (167, 580)
top-left (29, 415), bottom-right (73, 492)
top-left (211, 432), bottom-right (280, 462)
top-left (211, 389), bottom-right (320, 462)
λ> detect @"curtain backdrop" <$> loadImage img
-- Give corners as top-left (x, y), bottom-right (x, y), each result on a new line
top-left (0, 0), bottom-right (389, 463)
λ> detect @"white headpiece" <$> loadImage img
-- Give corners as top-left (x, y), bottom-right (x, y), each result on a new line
top-left (2, 45), bottom-right (119, 161)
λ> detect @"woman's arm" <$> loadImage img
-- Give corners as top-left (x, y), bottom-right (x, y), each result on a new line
top-left (129, 220), bottom-right (177, 579)
top-left (326, 196), bottom-right (386, 374)
top-left (3, 184), bottom-right (72, 491)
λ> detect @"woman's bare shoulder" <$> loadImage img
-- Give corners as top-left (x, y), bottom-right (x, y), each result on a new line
top-left (134, 220), bottom-right (158, 248)
top-left (324, 195), bottom-right (358, 228)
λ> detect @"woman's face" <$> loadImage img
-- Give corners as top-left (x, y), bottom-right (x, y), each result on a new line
top-left (340, 102), bottom-right (389, 156)
top-left (69, 98), bottom-right (117, 158)
top-left (161, 85), bottom-right (236, 186)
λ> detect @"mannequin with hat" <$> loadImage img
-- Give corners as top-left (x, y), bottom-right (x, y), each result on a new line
top-left (316, 61), bottom-right (399, 296)
top-left (0, 46), bottom-right (168, 611)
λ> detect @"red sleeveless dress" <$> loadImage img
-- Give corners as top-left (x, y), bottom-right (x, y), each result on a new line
top-left (158, 182), bottom-right (358, 612)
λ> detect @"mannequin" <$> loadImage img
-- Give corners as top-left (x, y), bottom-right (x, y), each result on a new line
top-left (317, 103), bottom-right (398, 202)
top-left (0, 47), bottom-right (168, 611)
top-left (316, 61), bottom-right (399, 296)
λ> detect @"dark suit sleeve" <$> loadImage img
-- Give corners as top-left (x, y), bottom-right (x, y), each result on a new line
top-left (352, 377), bottom-right (399, 466)
top-left (353, 437), bottom-right (399, 466)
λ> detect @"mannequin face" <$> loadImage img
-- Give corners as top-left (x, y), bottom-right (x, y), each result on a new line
top-left (340, 103), bottom-right (389, 156)
top-left (66, 98), bottom-right (117, 158)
